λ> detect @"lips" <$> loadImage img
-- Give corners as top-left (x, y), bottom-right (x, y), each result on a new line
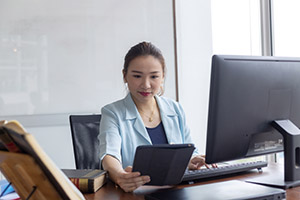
top-left (139, 92), bottom-right (151, 96)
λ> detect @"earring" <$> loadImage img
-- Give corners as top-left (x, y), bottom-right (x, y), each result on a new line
top-left (158, 84), bottom-right (164, 96)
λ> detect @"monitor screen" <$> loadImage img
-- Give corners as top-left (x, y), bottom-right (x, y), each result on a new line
top-left (205, 55), bottom-right (300, 188)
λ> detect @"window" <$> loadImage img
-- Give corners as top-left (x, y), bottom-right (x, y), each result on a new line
top-left (273, 0), bottom-right (300, 56)
top-left (211, 0), bottom-right (261, 55)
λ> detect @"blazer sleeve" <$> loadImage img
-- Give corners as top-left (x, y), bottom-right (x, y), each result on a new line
top-left (98, 105), bottom-right (122, 167)
top-left (177, 102), bottom-right (199, 155)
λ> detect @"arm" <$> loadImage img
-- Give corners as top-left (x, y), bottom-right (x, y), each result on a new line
top-left (175, 102), bottom-right (217, 169)
top-left (102, 155), bottom-right (150, 192)
top-left (100, 103), bottom-right (151, 192)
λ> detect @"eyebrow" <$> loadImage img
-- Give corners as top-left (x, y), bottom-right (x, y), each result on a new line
top-left (131, 70), bottom-right (161, 74)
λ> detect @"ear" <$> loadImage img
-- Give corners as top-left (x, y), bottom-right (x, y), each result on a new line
top-left (122, 69), bottom-right (127, 83)
top-left (161, 76), bottom-right (165, 84)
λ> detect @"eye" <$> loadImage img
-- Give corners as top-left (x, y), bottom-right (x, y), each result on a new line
top-left (151, 75), bottom-right (159, 79)
top-left (133, 75), bottom-right (141, 78)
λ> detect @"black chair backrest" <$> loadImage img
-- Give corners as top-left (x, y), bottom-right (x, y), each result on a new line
top-left (69, 114), bottom-right (101, 169)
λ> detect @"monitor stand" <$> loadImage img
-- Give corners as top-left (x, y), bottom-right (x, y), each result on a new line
top-left (247, 119), bottom-right (300, 189)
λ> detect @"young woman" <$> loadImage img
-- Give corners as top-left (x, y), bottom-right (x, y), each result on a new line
top-left (99, 42), bottom-right (208, 192)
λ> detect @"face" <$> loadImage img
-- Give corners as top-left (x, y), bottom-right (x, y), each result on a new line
top-left (124, 55), bottom-right (164, 104)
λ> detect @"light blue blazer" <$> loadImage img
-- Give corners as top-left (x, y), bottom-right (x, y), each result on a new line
top-left (99, 93), bottom-right (197, 168)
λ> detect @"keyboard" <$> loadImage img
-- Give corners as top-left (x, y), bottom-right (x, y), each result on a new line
top-left (182, 161), bottom-right (267, 183)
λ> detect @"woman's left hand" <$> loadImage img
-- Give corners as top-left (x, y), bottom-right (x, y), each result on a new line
top-left (188, 155), bottom-right (217, 170)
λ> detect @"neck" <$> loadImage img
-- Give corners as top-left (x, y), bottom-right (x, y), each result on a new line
top-left (131, 95), bottom-right (160, 124)
top-left (135, 98), bottom-right (156, 112)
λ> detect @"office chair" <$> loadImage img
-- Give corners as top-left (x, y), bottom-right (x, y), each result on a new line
top-left (69, 114), bottom-right (101, 169)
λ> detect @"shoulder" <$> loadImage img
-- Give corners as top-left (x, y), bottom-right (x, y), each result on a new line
top-left (156, 96), bottom-right (184, 115)
top-left (102, 98), bottom-right (125, 111)
top-left (156, 95), bottom-right (179, 107)
top-left (101, 97), bottom-right (126, 117)
top-left (101, 94), bottom-right (136, 119)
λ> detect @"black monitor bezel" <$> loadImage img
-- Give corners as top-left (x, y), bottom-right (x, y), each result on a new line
top-left (205, 55), bottom-right (300, 188)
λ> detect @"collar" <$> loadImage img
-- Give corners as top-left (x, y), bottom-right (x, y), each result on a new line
top-left (124, 93), bottom-right (177, 120)
top-left (123, 93), bottom-right (178, 144)
top-left (124, 93), bottom-right (139, 120)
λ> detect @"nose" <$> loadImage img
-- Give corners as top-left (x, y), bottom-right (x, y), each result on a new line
top-left (141, 77), bottom-right (151, 89)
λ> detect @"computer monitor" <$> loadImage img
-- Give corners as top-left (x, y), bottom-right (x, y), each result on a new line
top-left (205, 55), bottom-right (300, 189)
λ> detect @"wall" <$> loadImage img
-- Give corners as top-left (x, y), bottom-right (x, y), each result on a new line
top-left (175, 0), bottom-right (213, 153)
top-left (0, 0), bottom-right (176, 168)
top-left (0, 0), bottom-right (214, 167)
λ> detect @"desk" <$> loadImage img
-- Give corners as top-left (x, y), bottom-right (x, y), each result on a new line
top-left (84, 162), bottom-right (300, 200)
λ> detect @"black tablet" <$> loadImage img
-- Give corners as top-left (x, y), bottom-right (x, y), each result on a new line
top-left (132, 144), bottom-right (195, 186)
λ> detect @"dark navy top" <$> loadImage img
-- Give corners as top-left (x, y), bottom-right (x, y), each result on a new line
top-left (146, 122), bottom-right (168, 144)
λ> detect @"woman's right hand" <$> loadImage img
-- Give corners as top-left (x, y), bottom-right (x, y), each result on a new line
top-left (115, 166), bottom-right (151, 192)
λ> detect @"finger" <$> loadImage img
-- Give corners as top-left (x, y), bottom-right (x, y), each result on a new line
top-left (188, 163), bottom-right (199, 170)
top-left (119, 176), bottom-right (151, 192)
top-left (119, 175), bottom-right (150, 185)
top-left (120, 171), bottom-right (141, 179)
top-left (191, 159), bottom-right (208, 169)
top-left (124, 166), bottom-right (133, 172)
top-left (204, 163), bottom-right (210, 169)
top-left (123, 166), bottom-right (143, 179)
top-left (122, 178), bottom-right (150, 189)
top-left (192, 156), bottom-right (205, 163)
top-left (192, 158), bottom-right (206, 167)
top-left (128, 175), bottom-right (151, 185)
top-left (122, 184), bottom-right (140, 193)
top-left (190, 158), bottom-right (203, 166)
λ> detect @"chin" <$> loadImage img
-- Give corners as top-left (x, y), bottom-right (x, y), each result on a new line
top-left (140, 94), bottom-right (155, 101)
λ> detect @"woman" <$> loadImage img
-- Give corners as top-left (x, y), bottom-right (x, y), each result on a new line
top-left (99, 42), bottom-right (208, 192)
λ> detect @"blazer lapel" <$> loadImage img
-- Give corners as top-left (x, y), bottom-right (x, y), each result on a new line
top-left (124, 94), bottom-right (151, 143)
top-left (155, 96), bottom-right (178, 144)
